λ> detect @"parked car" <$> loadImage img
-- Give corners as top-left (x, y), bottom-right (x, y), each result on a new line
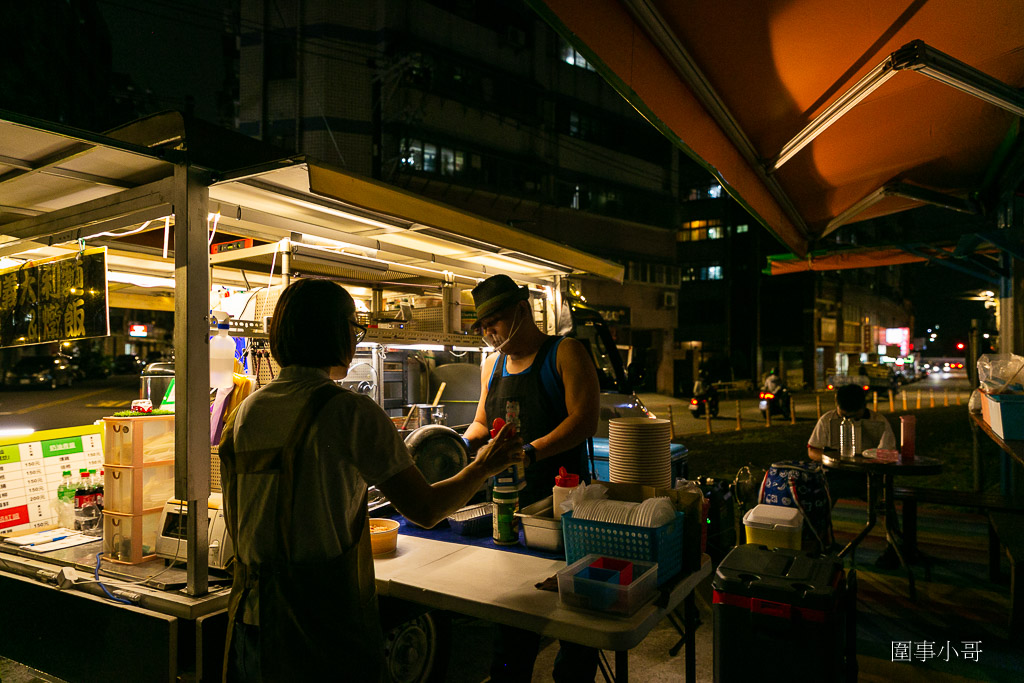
top-left (4, 356), bottom-right (75, 389)
top-left (113, 354), bottom-right (146, 374)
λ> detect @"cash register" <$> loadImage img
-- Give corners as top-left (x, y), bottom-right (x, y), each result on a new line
top-left (155, 492), bottom-right (234, 570)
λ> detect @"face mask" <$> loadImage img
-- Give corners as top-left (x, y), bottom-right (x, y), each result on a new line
top-left (485, 307), bottom-right (521, 353)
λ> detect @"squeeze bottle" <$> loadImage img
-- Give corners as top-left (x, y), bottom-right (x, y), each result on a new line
top-left (210, 314), bottom-right (235, 389)
top-left (552, 467), bottom-right (579, 516)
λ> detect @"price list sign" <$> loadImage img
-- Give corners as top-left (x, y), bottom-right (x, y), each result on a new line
top-left (0, 425), bottom-right (103, 535)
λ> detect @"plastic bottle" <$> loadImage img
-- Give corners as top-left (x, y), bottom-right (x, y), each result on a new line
top-left (95, 469), bottom-right (105, 512)
top-left (210, 314), bottom-right (235, 389)
top-left (75, 471), bottom-right (101, 535)
top-left (552, 467), bottom-right (579, 517)
top-left (492, 485), bottom-right (521, 545)
top-left (56, 471), bottom-right (74, 528)
top-left (839, 416), bottom-right (857, 460)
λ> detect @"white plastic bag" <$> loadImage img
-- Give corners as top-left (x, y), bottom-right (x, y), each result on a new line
top-left (978, 353), bottom-right (1024, 394)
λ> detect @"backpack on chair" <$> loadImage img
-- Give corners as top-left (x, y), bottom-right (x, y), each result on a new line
top-left (758, 460), bottom-right (834, 553)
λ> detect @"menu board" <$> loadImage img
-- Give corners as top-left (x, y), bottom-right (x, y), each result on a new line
top-left (0, 425), bottom-right (104, 535)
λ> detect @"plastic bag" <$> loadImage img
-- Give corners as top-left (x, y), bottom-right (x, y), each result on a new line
top-left (978, 353), bottom-right (1024, 394)
top-left (560, 480), bottom-right (607, 513)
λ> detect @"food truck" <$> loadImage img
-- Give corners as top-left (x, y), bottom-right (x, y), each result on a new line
top-left (0, 113), bottom-right (704, 682)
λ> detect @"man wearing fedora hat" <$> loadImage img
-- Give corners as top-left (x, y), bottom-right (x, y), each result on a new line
top-left (463, 274), bottom-right (600, 682)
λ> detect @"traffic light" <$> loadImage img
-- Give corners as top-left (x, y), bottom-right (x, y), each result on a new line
top-left (956, 342), bottom-right (965, 351)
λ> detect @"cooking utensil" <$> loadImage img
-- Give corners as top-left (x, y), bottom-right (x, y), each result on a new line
top-left (400, 404), bottom-right (417, 430)
top-left (431, 381), bottom-right (447, 406)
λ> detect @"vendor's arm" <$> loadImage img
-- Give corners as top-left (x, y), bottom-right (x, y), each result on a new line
top-left (378, 423), bottom-right (523, 528)
top-left (530, 337), bottom-right (600, 461)
top-left (463, 353), bottom-right (500, 450)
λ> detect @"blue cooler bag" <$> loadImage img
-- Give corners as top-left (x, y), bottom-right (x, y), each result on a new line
top-left (758, 461), bottom-right (834, 553)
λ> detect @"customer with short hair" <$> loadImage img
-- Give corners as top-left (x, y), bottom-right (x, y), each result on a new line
top-left (807, 383), bottom-right (900, 565)
top-left (219, 278), bottom-right (524, 682)
top-left (807, 384), bottom-right (896, 465)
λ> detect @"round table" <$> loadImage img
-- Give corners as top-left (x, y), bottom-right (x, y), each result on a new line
top-left (821, 453), bottom-right (942, 600)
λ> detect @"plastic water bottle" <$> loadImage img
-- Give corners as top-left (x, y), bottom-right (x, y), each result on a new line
top-left (839, 416), bottom-right (857, 460)
top-left (56, 471), bottom-right (74, 528)
top-left (210, 319), bottom-right (235, 389)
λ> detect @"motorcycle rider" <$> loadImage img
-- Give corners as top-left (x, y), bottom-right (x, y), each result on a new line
top-left (761, 368), bottom-right (790, 416)
top-left (762, 368), bottom-right (784, 394)
top-left (691, 369), bottom-right (719, 417)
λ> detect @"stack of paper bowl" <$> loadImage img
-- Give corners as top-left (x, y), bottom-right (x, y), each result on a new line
top-left (607, 417), bottom-right (673, 488)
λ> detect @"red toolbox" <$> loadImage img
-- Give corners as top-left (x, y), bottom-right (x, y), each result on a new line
top-left (713, 544), bottom-right (855, 682)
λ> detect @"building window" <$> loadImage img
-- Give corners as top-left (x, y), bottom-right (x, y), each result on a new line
top-left (561, 42), bottom-right (595, 71)
top-left (423, 143), bottom-right (437, 172)
top-left (707, 265), bottom-right (723, 280)
top-left (735, 224), bottom-right (749, 233)
top-left (707, 226), bottom-right (724, 240)
top-left (685, 184), bottom-right (723, 201)
top-left (402, 139), bottom-right (423, 170)
top-left (624, 259), bottom-right (680, 286)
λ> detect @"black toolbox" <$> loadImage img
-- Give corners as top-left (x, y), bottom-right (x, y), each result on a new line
top-left (713, 544), bottom-right (855, 682)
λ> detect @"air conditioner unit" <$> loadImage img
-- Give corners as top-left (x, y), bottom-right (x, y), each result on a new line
top-left (660, 291), bottom-right (678, 309)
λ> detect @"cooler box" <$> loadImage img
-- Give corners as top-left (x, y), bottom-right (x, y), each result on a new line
top-left (743, 504), bottom-right (803, 550)
top-left (981, 392), bottom-right (1024, 440)
top-left (713, 544), bottom-right (851, 682)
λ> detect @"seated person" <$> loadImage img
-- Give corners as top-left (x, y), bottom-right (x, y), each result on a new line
top-left (807, 383), bottom-right (896, 466)
top-left (808, 384), bottom-right (900, 565)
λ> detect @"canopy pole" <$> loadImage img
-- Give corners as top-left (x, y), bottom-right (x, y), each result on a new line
top-left (173, 163), bottom-right (211, 597)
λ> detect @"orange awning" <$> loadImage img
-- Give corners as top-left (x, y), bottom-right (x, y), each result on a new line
top-left (766, 245), bottom-right (1003, 281)
top-left (531, 0), bottom-right (1024, 258)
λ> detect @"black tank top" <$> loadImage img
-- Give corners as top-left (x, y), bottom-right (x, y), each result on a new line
top-left (484, 336), bottom-right (589, 506)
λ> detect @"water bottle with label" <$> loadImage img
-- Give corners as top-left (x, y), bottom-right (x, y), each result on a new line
top-left (839, 416), bottom-right (857, 460)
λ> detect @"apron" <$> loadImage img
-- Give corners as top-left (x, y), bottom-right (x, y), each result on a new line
top-left (221, 384), bottom-right (384, 682)
top-left (485, 336), bottom-right (588, 507)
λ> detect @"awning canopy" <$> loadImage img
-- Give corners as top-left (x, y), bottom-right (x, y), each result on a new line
top-left (0, 111), bottom-right (623, 290)
top-left (531, 0), bottom-right (1024, 258)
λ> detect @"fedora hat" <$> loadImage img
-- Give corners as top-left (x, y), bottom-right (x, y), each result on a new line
top-left (470, 274), bottom-right (529, 329)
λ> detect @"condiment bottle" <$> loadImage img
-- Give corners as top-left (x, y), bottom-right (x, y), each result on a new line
top-left (492, 485), bottom-right (521, 545)
top-left (552, 467), bottom-right (579, 517)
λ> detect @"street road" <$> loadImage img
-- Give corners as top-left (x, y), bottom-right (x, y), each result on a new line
top-left (0, 375), bottom-right (139, 433)
top-left (642, 371), bottom-right (974, 439)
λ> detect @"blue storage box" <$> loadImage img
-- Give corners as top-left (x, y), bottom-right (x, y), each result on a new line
top-left (562, 510), bottom-right (684, 586)
top-left (982, 393), bottom-right (1024, 440)
top-left (558, 554), bottom-right (659, 616)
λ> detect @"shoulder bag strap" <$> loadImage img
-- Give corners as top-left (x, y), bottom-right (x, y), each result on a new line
top-left (275, 383), bottom-right (344, 560)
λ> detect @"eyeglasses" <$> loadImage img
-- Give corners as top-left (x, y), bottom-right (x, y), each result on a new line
top-left (349, 319), bottom-right (368, 344)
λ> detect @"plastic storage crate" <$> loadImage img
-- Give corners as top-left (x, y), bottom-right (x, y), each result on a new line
top-left (562, 510), bottom-right (684, 586)
top-left (557, 554), bottom-right (659, 616)
top-left (102, 510), bottom-right (162, 564)
top-left (713, 544), bottom-right (852, 682)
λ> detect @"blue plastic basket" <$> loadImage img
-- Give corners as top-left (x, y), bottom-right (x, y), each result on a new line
top-left (562, 510), bottom-right (684, 586)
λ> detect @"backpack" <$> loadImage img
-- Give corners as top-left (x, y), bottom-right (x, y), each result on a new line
top-left (758, 460), bottom-right (834, 553)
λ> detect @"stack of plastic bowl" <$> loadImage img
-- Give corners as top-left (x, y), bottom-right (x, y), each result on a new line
top-left (607, 417), bottom-right (673, 488)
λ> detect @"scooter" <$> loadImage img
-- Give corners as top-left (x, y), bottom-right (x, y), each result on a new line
top-left (758, 387), bottom-right (791, 418)
top-left (689, 386), bottom-right (720, 418)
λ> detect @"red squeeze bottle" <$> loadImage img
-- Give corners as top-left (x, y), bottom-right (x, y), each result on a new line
top-left (491, 418), bottom-right (515, 438)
